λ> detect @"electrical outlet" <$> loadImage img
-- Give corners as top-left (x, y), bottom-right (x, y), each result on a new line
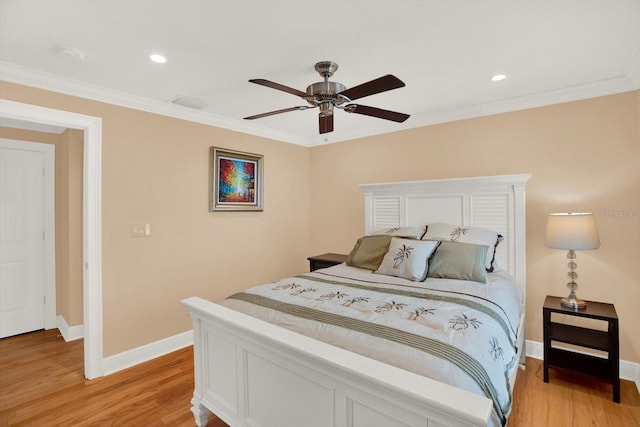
top-left (130, 223), bottom-right (151, 237)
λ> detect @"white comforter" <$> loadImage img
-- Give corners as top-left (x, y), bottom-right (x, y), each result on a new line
top-left (221, 263), bottom-right (522, 426)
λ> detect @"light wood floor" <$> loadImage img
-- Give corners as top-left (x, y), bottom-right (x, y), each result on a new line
top-left (511, 358), bottom-right (640, 426)
top-left (0, 329), bottom-right (224, 426)
top-left (1, 330), bottom-right (638, 426)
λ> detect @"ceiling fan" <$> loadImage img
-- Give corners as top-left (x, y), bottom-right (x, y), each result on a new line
top-left (244, 61), bottom-right (410, 134)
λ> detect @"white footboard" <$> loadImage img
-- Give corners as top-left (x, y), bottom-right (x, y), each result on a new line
top-left (182, 296), bottom-right (494, 427)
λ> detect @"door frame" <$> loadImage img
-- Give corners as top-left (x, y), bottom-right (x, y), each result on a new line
top-left (0, 138), bottom-right (56, 331)
top-left (0, 99), bottom-right (103, 379)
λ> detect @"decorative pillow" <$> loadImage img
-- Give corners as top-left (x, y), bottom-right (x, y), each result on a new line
top-left (373, 226), bottom-right (426, 240)
top-left (427, 241), bottom-right (488, 283)
top-left (346, 235), bottom-right (392, 270)
top-left (374, 238), bottom-right (439, 281)
top-left (422, 223), bottom-right (502, 272)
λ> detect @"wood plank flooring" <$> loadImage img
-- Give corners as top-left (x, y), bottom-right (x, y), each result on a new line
top-left (511, 358), bottom-right (640, 427)
top-left (0, 329), bottom-right (225, 426)
top-left (1, 329), bottom-right (639, 426)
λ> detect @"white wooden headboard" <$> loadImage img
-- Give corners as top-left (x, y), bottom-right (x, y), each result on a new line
top-left (360, 174), bottom-right (532, 302)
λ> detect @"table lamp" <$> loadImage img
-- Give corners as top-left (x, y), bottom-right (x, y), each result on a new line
top-left (545, 212), bottom-right (600, 310)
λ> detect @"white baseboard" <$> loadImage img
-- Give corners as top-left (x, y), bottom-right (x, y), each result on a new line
top-left (56, 315), bottom-right (84, 342)
top-left (102, 330), bottom-right (193, 376)
top-left (526, 339), bottom-right (640, 395)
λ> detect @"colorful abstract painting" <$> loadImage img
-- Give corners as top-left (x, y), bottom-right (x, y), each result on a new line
top-left (210, 147), bottom-right (263, 211)
top-left (218, 156), bottom-right (256, 204)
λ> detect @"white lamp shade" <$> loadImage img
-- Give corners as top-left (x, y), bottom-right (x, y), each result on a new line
top-left (545, 213), bottom-right (600, 250)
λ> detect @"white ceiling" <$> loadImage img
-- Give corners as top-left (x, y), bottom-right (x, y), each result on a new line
top-left (1, 0), bottom-right (639, 146)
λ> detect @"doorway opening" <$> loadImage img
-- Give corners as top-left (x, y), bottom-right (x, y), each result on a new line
top-left (0, 99), bottom-right (103, 379)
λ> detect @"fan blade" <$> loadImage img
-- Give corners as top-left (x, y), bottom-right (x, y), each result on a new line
top-left (319, 114), bottom-right (334, 134)
top-left (244, 106), bottom-right (310, 120)
top-left (344, 104), bottom-right (410, 123)
top-left (338, 75), bottom-right (405, 101)
top-left (249, 79), bottom-right (309, 98)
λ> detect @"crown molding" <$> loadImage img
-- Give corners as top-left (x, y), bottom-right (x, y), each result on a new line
top-left (0, 61), bottom-right (312, 147)
top-left (2, 60), bottom-right (639, 148)
top-left (416, 73), bottom-right (639, 128)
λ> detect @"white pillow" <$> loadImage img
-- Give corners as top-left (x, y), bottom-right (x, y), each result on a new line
top-left (422, 223), bottom-right (503, 272)
top-left (374, 238), bottom-right (439, 281)
top-left (372, 226), bottom-right (426, 239)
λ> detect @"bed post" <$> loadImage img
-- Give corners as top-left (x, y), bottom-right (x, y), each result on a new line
top-left (189, 316), bottom-right (211, 426)
top-left (512, 177), bottom-right (530, 368)
top-left (512, 178), bottom-right (528, 311)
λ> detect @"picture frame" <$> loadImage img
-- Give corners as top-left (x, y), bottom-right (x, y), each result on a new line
top-left (210, 147), bottom-right (263, 212)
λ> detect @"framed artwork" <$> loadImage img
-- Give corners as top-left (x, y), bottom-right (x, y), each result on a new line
top-left (210, 147), bottom-right (263, 212)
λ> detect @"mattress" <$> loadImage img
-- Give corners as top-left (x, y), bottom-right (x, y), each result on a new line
top-left (221, 263), bottom-right (522, 426)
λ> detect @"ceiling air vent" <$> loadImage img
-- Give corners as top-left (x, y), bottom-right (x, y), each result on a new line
top-left (169, 96), bottom-right (208, 110)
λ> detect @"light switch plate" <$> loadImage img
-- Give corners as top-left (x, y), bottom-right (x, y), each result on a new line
top-left (130, 223), bottom-right (151, 237)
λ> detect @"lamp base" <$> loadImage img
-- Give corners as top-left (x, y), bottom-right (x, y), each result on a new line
top-left (561, 296), bottom-right (587, 311)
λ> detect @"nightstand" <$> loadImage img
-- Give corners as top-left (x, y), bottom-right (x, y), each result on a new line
top-left (543, 295), bottom-right (620, 403)
top-left (307, 253), bottom-right (348, 272)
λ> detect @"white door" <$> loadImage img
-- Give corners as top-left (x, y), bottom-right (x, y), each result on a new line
top-left (0, 146), bottom-right (45, 338)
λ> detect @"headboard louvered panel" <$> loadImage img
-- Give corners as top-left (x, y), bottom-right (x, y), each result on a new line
top-left (361, 174), bottom-right (531, 305)
top-left (372, 197), bottom-right (401, 230)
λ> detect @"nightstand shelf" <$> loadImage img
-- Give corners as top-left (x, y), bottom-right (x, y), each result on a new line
top-left (546, 347), bottom-right (611, 380)
top-left (548, 323), bottom-right (610, 351)
top-left (543, 295), bottom-right (619, 403)
top-left (307, 253), bottom-right (348, 272)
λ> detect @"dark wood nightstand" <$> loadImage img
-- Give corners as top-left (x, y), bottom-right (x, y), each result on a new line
top-left (543, 295), bottom-right (620, 403)
top-left (307, 253), bottom-right (348, 272)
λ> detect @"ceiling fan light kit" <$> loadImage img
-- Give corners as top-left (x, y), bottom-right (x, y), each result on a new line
top-left (244, 61), bottom-right (410, 134)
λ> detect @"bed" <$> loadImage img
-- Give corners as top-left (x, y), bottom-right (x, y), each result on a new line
top-left (182, 173), bottom-right (531, 427)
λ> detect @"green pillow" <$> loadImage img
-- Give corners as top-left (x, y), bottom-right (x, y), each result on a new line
top-left (346, 235), bottom-right (392, 270)
top-left (428, 241), bottom-right (488, 283)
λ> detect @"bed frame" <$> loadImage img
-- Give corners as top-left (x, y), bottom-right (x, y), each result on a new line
top-left (182, 173), bottom-right (532, 427)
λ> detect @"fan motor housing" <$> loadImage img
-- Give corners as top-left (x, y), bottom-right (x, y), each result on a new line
top-left (306, 82), bottom-right (348, 114)
top-left (306, 81), bottom-right (346, 98)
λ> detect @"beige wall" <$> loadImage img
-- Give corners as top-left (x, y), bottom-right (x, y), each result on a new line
top-left (0, 126), bottom-right (83, 327)
top-left (1, 81), bottom-right (637, 365)
top-left (309, 90), bottom-right (640, 363)
top-left (57, 129), bottom-right (84, 326)
top-left (0, 127), bottom-right (60, 145)
top-left (0, 81), bottom-right (311, 356)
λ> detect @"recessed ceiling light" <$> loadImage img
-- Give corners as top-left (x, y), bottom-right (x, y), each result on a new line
top-left (491, 74), bottom-right (506, 82)
top-left (149, 54), bottom-right (167, 64)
